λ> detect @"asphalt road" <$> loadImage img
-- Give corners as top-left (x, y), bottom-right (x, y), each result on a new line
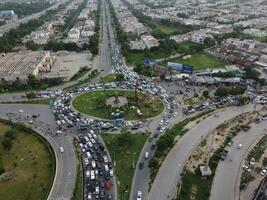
top-left (0, 1), bottom-right (66, 35)
top-left (210, 121), bottom-right (267, 200)
top-left (148, 104), bottom-right (256, 200)
top-left (0, 104), bottom-right (77, 200)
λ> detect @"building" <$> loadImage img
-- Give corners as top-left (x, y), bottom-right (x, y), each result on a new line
top-left (0, 51), bottom-right (55, 83)
top-left (0, 10), bottom-right (17, 21)
top-left (243, 28), bottom-right (267, 37)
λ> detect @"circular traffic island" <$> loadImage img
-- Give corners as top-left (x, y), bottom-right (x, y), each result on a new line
top-left (72, 90), bottom-right (164, 120)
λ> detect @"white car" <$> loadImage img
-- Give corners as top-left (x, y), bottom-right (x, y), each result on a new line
top-left (237, 144), bottom-right (243, 149)
top-left (84, 158), bottom-right (89, 166)
top-left (59, 147), bottom-right (64, 153)
top-left (87, 193), bottom-right (92, 200)
top-left (242, 164), bottom-right (251, 172)
top-left (86, 170), bottom-right (90, 177)
top-left (103, 155), bottom-right (108, 163)
top-left (110, 169), bottom-right (114, 177)
top-left (261, 169), bottom-right (267, 176)
top-left (95, 186), bottom-right (99, 194)
top-left (104, 164), bottom-right (109, 172)
top-left (90, 170), bottom-right (95, 180)
top-left (137, 191), bottom-right (142, 200)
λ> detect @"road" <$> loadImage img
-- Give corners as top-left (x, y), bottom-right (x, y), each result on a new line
top-left (210, 122), bottom-right (267, 200)
top-left (98, 0), bottom-right (113, 77)
top-left (148, 104), bottom-right (256, 200)
top-left (0, 1), bottom-right (66, 36)
top-left (0, 104), bottom-right (77, 200)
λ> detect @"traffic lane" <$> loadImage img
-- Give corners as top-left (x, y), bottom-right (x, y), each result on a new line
top-left (130, 108), bottom-right (183, 200)
top-left (148, 104), bottom-right (255, 200)
top-left (210, 122), bottom-right (267, 200)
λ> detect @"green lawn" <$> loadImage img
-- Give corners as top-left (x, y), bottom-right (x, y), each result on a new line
top-left (72, 90), bottom-right (164, 120)
top-left (101, 133), bottom-right (148, 200)
top-left (165, 52), bottom-right (226, 71)
top-left (0, 122), bottom-right (55, 200)
top-left (99, 74), bottom-right (117, 83)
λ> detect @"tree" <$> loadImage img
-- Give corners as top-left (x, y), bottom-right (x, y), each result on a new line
top-left (244, 66), bottom-right (260, 80)
top-left (148, 157), bottom-right (159, 169)
top-left (204, 37), bottom-right (216, 47)
top-left (1, 138), bottom-right (12, 150)
top-left (116, 73), bottom-right (125, 82)
top-left (202, 90), bottom-right (209, 98)
top-left (215, 86), bottom-right (229, 97)
top-left (117, 127), bottom-right (133, 148)
top-left (160, 74), bottom-right (166, 81)
top-left (229, 85), bottom-right (246, 95)
top-left (26, 92), bottom-right (36, 99)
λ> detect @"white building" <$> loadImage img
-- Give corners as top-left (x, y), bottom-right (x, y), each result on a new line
top-left (243, 28), bottom-right (267, 37)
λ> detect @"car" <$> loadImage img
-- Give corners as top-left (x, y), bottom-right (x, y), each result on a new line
top-left (95, 186), bottom-right (100, 194)
top-left (86, 170), bottom-right (90, 177)
top-left (145, 152), bottom-right (149, 159)
top-left (87, 193), bottom-right (92, 200)
top-left (110, 169), bottom-right (114, 177)
top-left (138, 161), bottom-right (144, 170)
top-left (84, 158), bottom-right (89, 165)
top-left (91, 161), bottom-right (96, 168)
top-left (242, 164), bottom-right (251, 172)
top-left (59, 147), bottom-right (64, 153)
top-left (104, 164), bottom-right (109, 172)
top-left (228, 139), bottom-right (234, 146)
top-left (261, 169), bottom-right (267, 176)
top-left (90, 170), bottom-right (95, 180)
top-left (107, 194), bottom-right (113, 200)
top-left (103, 155), bottom-right (108, 163)
top-left (137, 191), bottom-right (142, 200)
top-left (237, 144), bottom-right (243, 149)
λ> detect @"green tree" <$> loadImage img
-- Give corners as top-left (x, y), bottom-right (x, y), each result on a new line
top-left (26, 92), bottom-right (36, 99)
top-left (215, 86), bottom-right (229, 97)
top-left (1, 138), bottom-right (12, 151)
top-left (116, 73), bottom-right (125, 82)
top-left (202, 90), bottom-right (209, 98)
top-left (204, 37), bottom-right (216, 47)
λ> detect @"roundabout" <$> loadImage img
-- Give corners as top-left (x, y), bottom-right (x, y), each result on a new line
top-left (72, 90), bottom-right (164, 120)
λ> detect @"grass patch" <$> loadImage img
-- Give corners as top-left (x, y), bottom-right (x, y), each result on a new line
top-left (0, 97), bottom-right (56, 105)
top-left (163, 52), bottom-right (226, 71)
top-left (99, 74), bottom-right (117, 83)
top-left (101, 133), bottom-right (148, 200)
top-left (247, 135), bottom-right (267, 162)
top-left (240, 172), bottom-right (255, 190)
top-left (72, 90), bottom-right (164, 120)
top-left (70, 67), bottom-right (91, 81)
top-left (0, 121), bottom-right (55, 200)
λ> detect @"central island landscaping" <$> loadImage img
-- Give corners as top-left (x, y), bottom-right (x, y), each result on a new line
top-left (72, 90), bottom-right (164, 120)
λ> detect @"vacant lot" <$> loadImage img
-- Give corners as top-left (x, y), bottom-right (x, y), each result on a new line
top-left (0, 122), bottom-right (54, 200)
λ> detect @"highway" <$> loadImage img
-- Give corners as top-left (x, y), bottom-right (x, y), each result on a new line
top-left (0, 1), bottom-right (66, 36)
top-left (210, 122), bottom-right (267, 200)
top-left (0, 104), bottom-right (77, 200)
top-left (148, 104), bottom-right (256, 200)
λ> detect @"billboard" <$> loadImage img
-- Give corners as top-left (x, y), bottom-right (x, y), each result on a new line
top-left (181, 64), bottom-right (193, 74)
top-left (167, 62), bottom-right (183, 71)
